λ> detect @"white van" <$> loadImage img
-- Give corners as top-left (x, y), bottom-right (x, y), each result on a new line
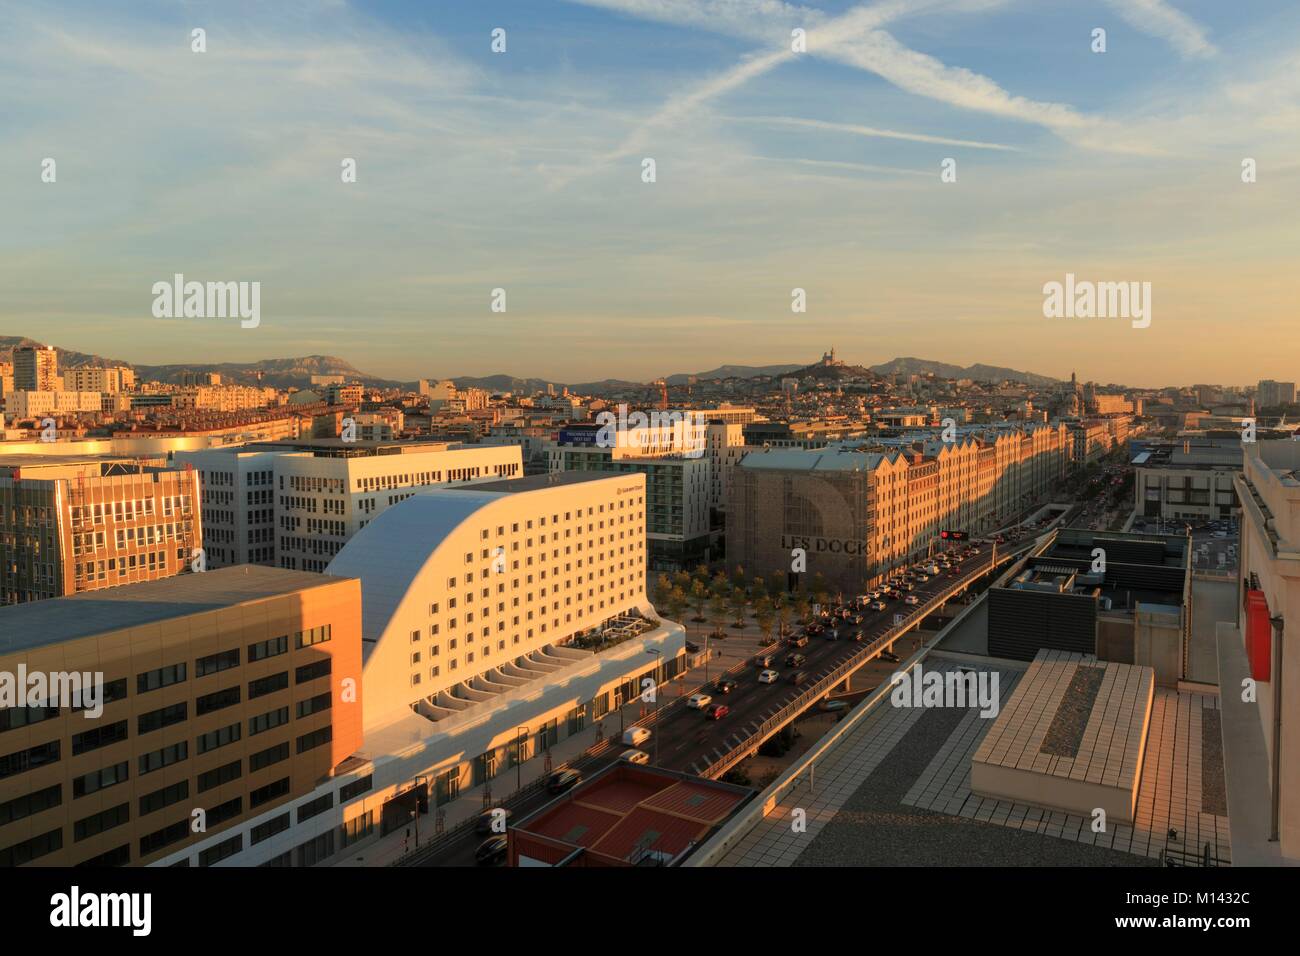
top-left (622, 726), bottom-right (651, 747)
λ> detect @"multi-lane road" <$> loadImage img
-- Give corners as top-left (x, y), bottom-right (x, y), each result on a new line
top-left (412, 538), bottom-right (1025, 867)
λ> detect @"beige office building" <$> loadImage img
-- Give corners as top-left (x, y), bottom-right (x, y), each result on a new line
top-left (0, 457), bottom-right (202, 605)
top-left (0, 567), bottom-right (364, 867)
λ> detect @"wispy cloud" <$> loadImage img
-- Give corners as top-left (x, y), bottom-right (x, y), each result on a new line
top-left (1102, 0), bottom-right (1217, 59)
top-left (731, 115), bottom-right (1018, 151)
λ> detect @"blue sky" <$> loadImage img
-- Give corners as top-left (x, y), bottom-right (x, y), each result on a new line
top-left (2, 0), bottom-right (1297, 385)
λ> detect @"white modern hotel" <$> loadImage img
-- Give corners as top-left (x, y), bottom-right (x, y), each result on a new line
top-left (152, 470), bottom-right (686, 866)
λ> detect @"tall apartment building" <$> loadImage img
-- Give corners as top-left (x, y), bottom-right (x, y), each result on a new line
top-left (0, 567), bottom-right (363, 867)
top-left (547, 422), bottom-right (710, 569)
top-left (0, 458), bottom-right (201, 605)
top-left (1257, 380), bottom-right (1297, 408)
top-left (177, 440), bottom-right (523, 573)
top-left (1223, 440), bottom-right (1300, 862)
top-left (13, 346), bottom-right (59, 392)
top-left (61, 366), bottom-right (136, 394)
top-left (705, 421), bottom-right (749, 514)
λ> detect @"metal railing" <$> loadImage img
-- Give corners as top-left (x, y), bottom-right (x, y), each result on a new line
top-left (700, 552), bottom-right (1014, 779)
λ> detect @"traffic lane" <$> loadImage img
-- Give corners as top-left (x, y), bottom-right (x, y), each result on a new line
top-left (650, 567), bottom-right (989, 770)
top-left (429, 551), bottom-right (999, 863)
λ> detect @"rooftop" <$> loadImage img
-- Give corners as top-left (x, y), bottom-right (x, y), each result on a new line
top-left (0, 566), bottom-right (350, 652)
top-left (512, 763), bottom-right (752, 866)
top-left (444, 471), bottom-right (633, 494)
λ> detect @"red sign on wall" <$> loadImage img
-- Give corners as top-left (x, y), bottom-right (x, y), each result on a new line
top-left (1245, 589), bottom-right (1272, 682)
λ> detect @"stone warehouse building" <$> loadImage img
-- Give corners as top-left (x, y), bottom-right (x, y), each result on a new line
top-left (727, 424), bottom-right (1070, 594)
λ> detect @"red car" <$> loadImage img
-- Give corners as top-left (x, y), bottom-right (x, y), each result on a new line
top-left (705, 703), bottom-right (730, 720)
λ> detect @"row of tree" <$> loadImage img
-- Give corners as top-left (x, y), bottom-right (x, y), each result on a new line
top-left (652, 565), bottom-right (841, 640)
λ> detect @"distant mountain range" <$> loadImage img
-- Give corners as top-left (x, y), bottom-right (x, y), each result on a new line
top-left (1, 335), bottom-right (1060, 391)
top-left (0, 336), bottom-right (132, 371)
top-left (868, 357), bottom-right (1059, 386)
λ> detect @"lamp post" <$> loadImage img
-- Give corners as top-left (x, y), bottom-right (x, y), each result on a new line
top-left (646, 648), bottom-right (662, 764)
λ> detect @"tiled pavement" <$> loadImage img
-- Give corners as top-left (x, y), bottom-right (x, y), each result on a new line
top-left (717, 660), bottom-right (1229, 866)
top-left (904, 678), bottom-right (1230, 863)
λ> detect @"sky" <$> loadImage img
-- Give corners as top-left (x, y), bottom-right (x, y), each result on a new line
top-left (2, 0), bottom-right (1298, 387)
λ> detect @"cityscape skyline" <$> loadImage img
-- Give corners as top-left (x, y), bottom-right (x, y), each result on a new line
top-left (5, 0), bottom-right (1298, 386)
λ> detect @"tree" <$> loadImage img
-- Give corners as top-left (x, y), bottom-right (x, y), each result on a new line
top-left (755, 596), bottom-right (775, 642)
top-left (690, 579), bottom-right (709, 622)
top-left (729, 587), bottom-right (748, 627)
top-left (710, 570), bottom-right (730, 596)
top-left (708, 593), bottom-right (729, 636)
top-left (794, 595), bottom-right (811, 625)
top-left (776, 601), bottom-right (791, 637)
top-left (653, 573), bottom-right (673, 609)
top-left (666, 586), bottom-right (688, 622)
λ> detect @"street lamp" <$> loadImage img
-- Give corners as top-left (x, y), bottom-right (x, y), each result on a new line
top-left (646, 648), bottom-right (662, 764)
top-left (413, 774), bottom-right (429, 847)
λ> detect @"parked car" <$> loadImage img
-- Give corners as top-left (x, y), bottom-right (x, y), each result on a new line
top-left (622, 726), bottom-right (651, 747)
top-left (547, 769), bottom-right (582, 794)
top-left (714, 678), bottom-right (738, 694)
top-left (758, 669), bottom-right (780, 684)
top-left (475, 807), bottom-right (513, 834)
top-left (686, 693), bottom-right (712, 710)
top-left (475, 834), bottom-right (509, 866)
top-left (785, 653), bottom-right (807, 668)
top-left (705, 703), bottom-right (730, 720)
top-left (620, 749), bottom-right (650, 765)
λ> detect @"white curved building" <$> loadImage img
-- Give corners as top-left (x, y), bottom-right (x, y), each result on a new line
top-left (326, 471), bottom-right (663, 731)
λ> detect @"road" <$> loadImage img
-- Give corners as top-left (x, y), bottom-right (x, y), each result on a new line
top-left (418, 537), bottom-right (1031, 866)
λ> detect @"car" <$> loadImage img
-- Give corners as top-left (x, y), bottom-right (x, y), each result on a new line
top-left (758, 669), bottom-right (780, 684)
top-left (705, 703), bottom-right (730, 720)
top-left (825, 628), bottom-right (840, 640)
top-left (788, 635), bottom-right (810, 648)
top-left (686, 693), bottom-right (713, 710)
top-left (879, 650), bottom-right (901, 663)
top-left (620, 748), bottom-right (650, 764)
top-left (788, 671), bottom-right (808, 687)
top-left (475, 807), bottom-right (513, 834)
top-left (754, 653), bottom-right (775, 668)
top-left (871, 601), bottom-right (887, 611)
top-left (805, 624), bottom-right (823, 636)
top-left (852, 614), bottom-right (864, 624)
top-left (547, 769), bottom-right (582, 794)
top-left (916, 574), bottom-right (930, 583)
top-left (785, 653), bottom-right (807, 668)
top-left (819, 699), bottom-right (851, 713)
top-left (714, 678), bottom-right (738, 694)
top-left (622, 726), bottom-right (651, 747)
top-left (852, 630), bottom-right (867, 643)
top-left (475, 834), bottom-right (509, 866)
top-left (905, 595), bottom-right (920, 606)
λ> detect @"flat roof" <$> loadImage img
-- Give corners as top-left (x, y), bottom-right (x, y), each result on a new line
top-left (445, 471), bottom-right (634, 494)
top-left (0, 566), bottom-right (351, 653)
top-left (514, 763), bottom-right (750, 865)
top-left (974, 650), bottom-right (1153, 784)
